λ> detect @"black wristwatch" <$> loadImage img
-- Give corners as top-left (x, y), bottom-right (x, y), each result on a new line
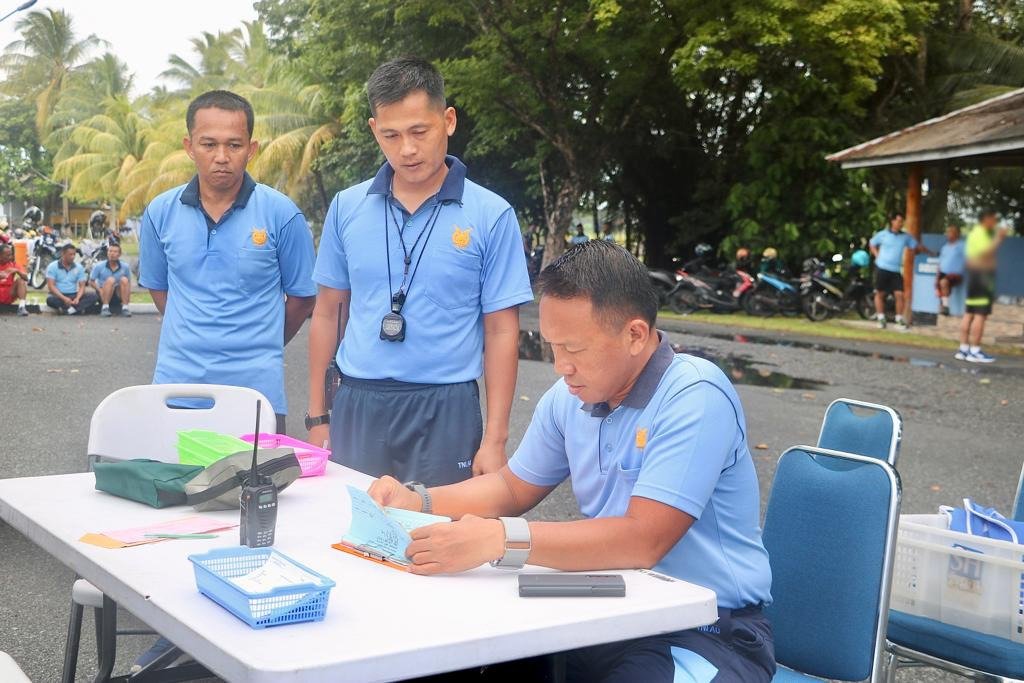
top-left (304, 412), bottom-right (330, 431)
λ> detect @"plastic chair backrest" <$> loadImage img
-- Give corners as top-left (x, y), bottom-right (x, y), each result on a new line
top-left (763, 446), bottom-right (901, 682)
top-left (817, 398), bottom-right (902, 466)
top-left (86, 384), bottom-right (274, 465)
top-left (1014, 461), bottom-right (1024, 522)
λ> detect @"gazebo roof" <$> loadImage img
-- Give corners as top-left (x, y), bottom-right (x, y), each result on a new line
top-left (828, 88), bottom-right (1024, 169)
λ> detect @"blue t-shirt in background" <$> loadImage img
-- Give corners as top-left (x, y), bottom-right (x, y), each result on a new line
top-left (313, 156), bottom-right (533, 384)
top-left (46, 260), bottom-right (86, 294)
top-left (90, 260), bottom-right (129, 285)
top-left (509, 335), bottom-right (773, 610)
top-left (869, 229), bottom-right (918, 273)
top-left (938, 239), bottom-right (965, 275)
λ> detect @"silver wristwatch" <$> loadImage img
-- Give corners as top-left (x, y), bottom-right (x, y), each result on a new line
top-left (490, 516), bottom-right (531, 569)
top-left (403, 481), bottom-right (432, 514)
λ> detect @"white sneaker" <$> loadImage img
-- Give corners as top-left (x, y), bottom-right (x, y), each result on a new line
top-left (967, 350), bottom-right (995, 364)
top-left (100, 306), bottom-right (111, 317)
top-left (66, 305), bottom-right (77, 315)
top-left (877, 318), bottom-right (886, 329)
top-left (954, 350), bottom-right (968, 361)
top-left (16, 305), bottom-right (27, 316)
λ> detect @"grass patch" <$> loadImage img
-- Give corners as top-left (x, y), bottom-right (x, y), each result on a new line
top-left (660, 310), bottom-right (1024, 357)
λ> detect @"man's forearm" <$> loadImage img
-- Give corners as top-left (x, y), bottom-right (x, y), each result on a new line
top-left (307, 292), bottom-right (348, 416)
top-left (525, 517), bottom-right (674, 571)
top-left (150, 289), bottom-right (167, 314)
top-left (283, 295), bottom-right (316, 345)
top-left (46, 281), bottom-right (65, 300)
top-left (430, 470), bottom-right (530, 519)
top-left (481, 308), bottom-right (520, 445)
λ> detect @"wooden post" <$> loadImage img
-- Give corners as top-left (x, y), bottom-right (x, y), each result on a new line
top-left (903, 164), bottom-right (923, 322)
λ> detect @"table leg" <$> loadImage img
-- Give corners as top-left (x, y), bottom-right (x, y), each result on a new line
top-left (60, 597), bottom-right (84, 683)
top-left (92, 595), bottom-right (118, 683)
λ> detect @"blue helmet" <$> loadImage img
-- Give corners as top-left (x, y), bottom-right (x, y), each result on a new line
top-left (851, 249), bottom-right (870, 268)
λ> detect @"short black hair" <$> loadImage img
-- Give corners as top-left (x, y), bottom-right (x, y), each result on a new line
top-left (537, 241), bottom-right (658, 329)
top-left (61, 243), bottom-right (76, 253)
top-left (889, 211), bottom-right (904, 221)
top-left (186, 90), bottom-right (254, 137)
top-left (979, 209), bottom-right (998, 220)
top-left (367, 57), bottom-right (446, 117)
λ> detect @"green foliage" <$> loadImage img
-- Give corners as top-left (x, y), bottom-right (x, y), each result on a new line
top-left (0, 97), bottom-right (53, 205)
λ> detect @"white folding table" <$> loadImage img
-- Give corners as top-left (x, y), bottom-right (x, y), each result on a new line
top-left (0, 464), bottom-right (718, 682)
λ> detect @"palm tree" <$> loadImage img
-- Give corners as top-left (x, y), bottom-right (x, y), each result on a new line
top-left (50, 96), bottom-right (151, 212)
top-left (160, 29), bottom-right (241, 94)
top-left (117, 103), bottom-right (193, 219)
top-left (0, 9), bottom-right (105, 137)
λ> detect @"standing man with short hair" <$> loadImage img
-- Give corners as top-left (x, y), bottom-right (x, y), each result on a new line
top-left (90, 242), bottom-right (132, 317)
top-left (869, 212), bottom-right (929, 330)
top-left (935, 225), bottom-right (964, 316)
top-left (308, 57), bottom-right (532, 487)
top-left (139, 90), bottom-right (317, 434)
top-left (369, 240), bottom-right (774, 682)
top-left (46, 243), bottom-right (96, 314)
top-left (955, 211), bottom-right (1008, 363)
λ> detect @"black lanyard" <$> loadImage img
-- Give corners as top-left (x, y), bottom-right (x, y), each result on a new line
top-left (384, 197), bottom-right (443, 313)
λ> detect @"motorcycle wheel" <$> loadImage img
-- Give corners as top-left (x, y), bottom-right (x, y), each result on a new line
top-left (802, 293), bottom-right (833, 322)
top-left (857, 294), bottom-right (875, 320)
top-left (743, 290), bottom-right (775, 317)
top-left (669, 289), bottom-right (698, 315)
top-left (29, 256), bottom-right (49, 289)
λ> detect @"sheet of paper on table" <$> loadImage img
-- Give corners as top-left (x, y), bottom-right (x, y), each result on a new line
top-left (81, 516), bottom-right (237, 548)
top-left (342, 485), bottom-right (449, 560)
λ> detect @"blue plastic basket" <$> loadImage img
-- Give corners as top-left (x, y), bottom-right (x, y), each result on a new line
top-left (188, 547), bottom-right (335, 629)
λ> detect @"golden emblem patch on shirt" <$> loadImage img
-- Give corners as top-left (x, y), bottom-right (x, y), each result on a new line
top-left (635, 428), bottom-right (648, 450)
top-left (251, 228), bottom-right (268, 246)
top-left (452, 225), bottom-right (472, 250)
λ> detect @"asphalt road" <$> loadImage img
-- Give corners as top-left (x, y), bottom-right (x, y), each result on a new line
top-left (2, 307), bottom-right (1021, 681)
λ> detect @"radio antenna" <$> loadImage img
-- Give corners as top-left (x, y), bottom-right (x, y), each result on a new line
top-left (249, 401), bottom-right (261, 485)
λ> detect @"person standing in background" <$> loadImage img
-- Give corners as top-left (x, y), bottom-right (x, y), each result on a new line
top-left (955, 211), bottom-right (1008, 363)
top-left (935, 225), bottom-right (965, 316)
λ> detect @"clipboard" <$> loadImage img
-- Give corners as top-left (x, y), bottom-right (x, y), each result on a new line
top-left (332, 539), bottom-right (410, 572)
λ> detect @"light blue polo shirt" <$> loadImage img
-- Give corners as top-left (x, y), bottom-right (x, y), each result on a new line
top-left (138, 173), bottom-right (317, 414)
top-left (46, 259), bottom-right (86, 295)
top-left (313, 156), bottom-right (533, 383)
top-left (869, 228), bottom-right (918, 273)
top-left (939, 239), bottom-right (965, 275)
top-left (90, 259), bottom-right (129, 285)
top-left (509, 334), bottom-right (773, 610)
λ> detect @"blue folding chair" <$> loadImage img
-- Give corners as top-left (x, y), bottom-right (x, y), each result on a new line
top-left (764, 446), bottom-right (901, 682)
top-left (883, 459), bottom-right (1024, 681)
top-left (817, 398), bottom-right (902, 466)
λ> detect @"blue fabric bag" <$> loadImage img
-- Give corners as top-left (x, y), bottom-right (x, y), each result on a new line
top-left (940, 498), bottom-right (1024, 544)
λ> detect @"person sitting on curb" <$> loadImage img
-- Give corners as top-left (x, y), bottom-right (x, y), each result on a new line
top-left (369, 240), bottom-right (775, 683)
top-left (0, 244), bottom-right (29, 316)
top-left (90, 243), bottom-right (132, 317)
top-left (46, 243), bottom-right (97, 315)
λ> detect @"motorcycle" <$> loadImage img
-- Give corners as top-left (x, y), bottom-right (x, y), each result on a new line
top-left (667, 266), bottom-right (754, 315)
top-left (648, 266), bottom-right (680, 306)
top-left (27, 226), bottom-right (59, 289)
top-left (799, 254), bottom-right (875, 322)
top-left (78, 231), bottom-right (121, 277)
top-left (744, 270), bottom-right (802, 317)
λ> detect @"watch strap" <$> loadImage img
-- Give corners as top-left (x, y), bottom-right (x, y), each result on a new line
top-left (304, 412), bottom-right (330, 429)
top-left (490, 516), bottom-right (531, 569)
top-left (403, 481), bottom-right (431, 514)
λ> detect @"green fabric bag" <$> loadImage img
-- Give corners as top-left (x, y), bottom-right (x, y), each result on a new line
top-left (94, 459), bottom-right (205, 508)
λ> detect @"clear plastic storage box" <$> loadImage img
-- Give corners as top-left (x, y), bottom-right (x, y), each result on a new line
top-left (890, 513), bottom-right (1024, 642)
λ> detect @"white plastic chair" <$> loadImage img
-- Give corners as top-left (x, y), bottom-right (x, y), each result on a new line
top-left (65, 383), bottom-right (274, 683)
top-left (0, 652), bottom-right (31, 683)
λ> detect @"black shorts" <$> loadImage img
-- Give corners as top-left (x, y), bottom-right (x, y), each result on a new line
top-left (874, 268), bottom-right (903, 293)
top-left (329, 376), bottom-right (482, 487)
top-left (565, 606), bottom-right (775, 683)
top-left (936, 272), bottom-right (962, 288)
top-left (965, 270), bottom-right (995, 315)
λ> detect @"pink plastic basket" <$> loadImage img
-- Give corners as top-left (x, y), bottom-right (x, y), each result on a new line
top-left (238, 433), bottom-right (330, 477)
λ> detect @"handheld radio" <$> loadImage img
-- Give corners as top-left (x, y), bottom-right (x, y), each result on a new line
top-left (240, 401), bottom-right (277, 547)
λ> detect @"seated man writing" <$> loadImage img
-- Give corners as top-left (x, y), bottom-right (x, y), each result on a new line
top-left (90, 242), bottom-right (132, 317)
top-left (370, 240), bottom-right (774, 682)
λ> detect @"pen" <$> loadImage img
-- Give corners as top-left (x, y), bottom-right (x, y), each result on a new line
top-left (144, 533), bottom-right (219, 539)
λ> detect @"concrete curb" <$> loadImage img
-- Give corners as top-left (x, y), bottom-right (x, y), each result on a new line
top-left (32, 303), bottom-right (159, 316)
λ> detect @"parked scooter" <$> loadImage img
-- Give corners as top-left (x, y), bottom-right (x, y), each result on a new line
top-left (648, 266), bottom-right (680, 306)
top-left (799, 254), bottom-right (875, 322)
top-left (27, 225), bottom-right (59, 289)
top-left (744, 270), bottom-right (803, 317)
top-left (667, 265), bottom-right (754, 314)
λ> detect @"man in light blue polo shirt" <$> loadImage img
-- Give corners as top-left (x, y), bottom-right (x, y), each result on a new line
top-left (89, 242), bottom-right (132, 317)
top-left (868, 212), bottom-right (930, 329)
top-left (45, 243), bottom-right (96, 314)
top-left (139, 90), bottom-right (316, 433)
top-left (308, 57), bottom-right (533, 486)
top-left (369, 241), bottom-right (774, 682)
top-left (935, 225), bottom-right (965, 316)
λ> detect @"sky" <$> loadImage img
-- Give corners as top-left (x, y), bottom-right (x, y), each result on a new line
top-left (0, 0), bottom-right (259, 95)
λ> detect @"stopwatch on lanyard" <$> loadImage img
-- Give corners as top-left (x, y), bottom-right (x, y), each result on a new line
top-left (380, 198), bottom-right (443, 342)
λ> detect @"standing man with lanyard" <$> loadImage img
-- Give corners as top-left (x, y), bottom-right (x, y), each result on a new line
top-left (139, 90), bottom-right (316, 434)
top-left (307, 57), bottom-right (533, 486)
top-left (956, 210), bottom-right (1008, 363)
